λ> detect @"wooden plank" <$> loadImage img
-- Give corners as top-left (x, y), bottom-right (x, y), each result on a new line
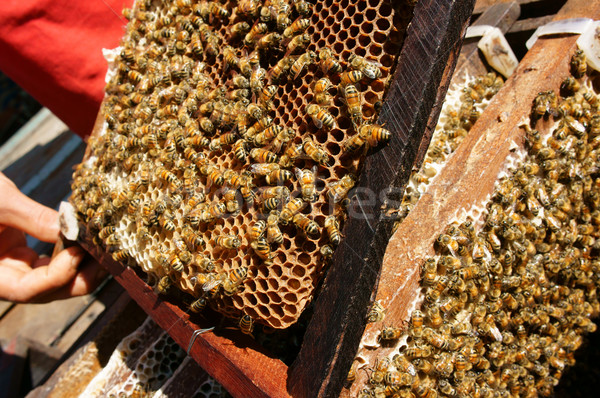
top-left (288, 0), bottom-right (475, 397)
top-left (78, 237), bottom-right (291, 398)
top-left (350, 0), bottom-right (600, 393)
top-left (0, 302), bottom-right (14, 320)
top-left (508, 14), bottom-right (554, 33)
top-left (27, 296), bottom-right (146, 398)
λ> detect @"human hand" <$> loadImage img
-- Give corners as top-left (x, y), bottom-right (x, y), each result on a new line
top-left (0, 172), bottom-right (108, 303)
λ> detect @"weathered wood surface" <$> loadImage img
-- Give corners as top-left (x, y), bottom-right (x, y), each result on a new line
top-left (350, 0), bottom-right (600, 393)
top-left (288, 0), bottom-right (475, 396)
top-left (78, 237), bottom-right (291, 398)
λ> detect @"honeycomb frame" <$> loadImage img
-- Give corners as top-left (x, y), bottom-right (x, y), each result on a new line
top-left (70, 0), bottom-right (415, 329)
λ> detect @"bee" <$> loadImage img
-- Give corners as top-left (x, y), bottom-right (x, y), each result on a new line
top-left (250, 162), bottom-right (281, 177)
top-left (294, 0), bottom-right (311, 15)
top-left (159, 211), bottom-right (176, 232)
top-left (232, 139), bottom-right (249, 163)
top-left (367, 300), bottom-right (385, 323)
top-left (156, 275), bottom-right (174, 295)
top-left (157, 167), bottom-right (182, 190)
top-left (266, 169), bottom-right (292, 185)
top-left (270, 127), bottom-right (295, 153)
top-left (254, 124), bottom-right (283, 146)
top-left (238, 52), bottom-right (260, 77)
top-left (303, 137), bottom-right (331, 165)
top-left (237, 0), bottom-right (260, 18)
top-left (571, 49), bottom-right (587, 78)
top-left (111, 249), bottom-right (129, 262)
top-left (291, 51), bottom-right (317, 79)
top-left (283, 18), bottom-right (310, 39)
top-left (307, 104), bottom-right (337, 130)
top-left (349, 54), bottom-right (383, 79)
top-left (279, 142), bottom-right (303, 167)
top-left (380, 326), bottom-right (402, 341)
top-left (293, 213), bottom-right (319, 236)
top-left (168, 253), bottom-right (184, 273)
top-left (258, 85), bottom-right (278, 108)
top-left (239, 314), bottom-right (254, 335)
top-left (206, 201), bottom-right (227, 221)
top-left (280, 198), bottom-right (306, 225)
top-left (340, 70), bottom-right (363, 87)
top-left (248, 220), bottom-right (267, 242)
top-left (266, 211), bottom-right (284, 244)
top-left (287, 33), bottom-right (311, 53)
top-left (360, 124), bottom-right (391, 148)
top-left (270, 56), bottom-right (294, 83)
top-left (202, 273), bottom-right (222, 298)
top-left (258, 32), bottom-right (282, 51)
top-left (344, 84), bottom-right (363, 127)
top-left (223, 266), bottom-right (248, 295)
top-left (295, 166), bottom-right (318, 202)
top-left (327, 174), bottom-right (356, 204)
top-left (319, 48), bottom-right (342, 74)
top-left (251, 235), bottom-right (272, 260)
top-left (320, 244), bottom-right (334, 261)
top-left (244, 22), bottom-right (268, 46)
top-left (343, 131), bottom-right (367, 153)
top-left (190, 297), bottom-right (207, 313)
top-left (324, 215), bottom-right (342, 246)
top-left (313, 77), bottom-right (333, 105)
top-left (230, 21), bottom-right (251, 39)
top-left (182, 226), bottom-right (205, 251)
top-left (99, 225), bottom-right (116, 240)
top-left (251, 148), bottom-right (278, 163)
top-left (561, 76), bottom-right (580, 93)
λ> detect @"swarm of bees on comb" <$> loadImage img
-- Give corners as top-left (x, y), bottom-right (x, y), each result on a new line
top-left (350, 50), bottom-right (600, 397)
top-left (70, 0), bottom-right (415, 330)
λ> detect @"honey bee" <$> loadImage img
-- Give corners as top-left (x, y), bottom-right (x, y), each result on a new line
top-left (340, 70), bottom-right (363, 87)
top-left (266, 211), bottom-right (284, 244)
top-left (293, 213), bottom-right (319, 236)
top-left (232, 139), bottom-right (249, 163)
top-left (287, 33), bottom-right (311, 53)
top-left (223, 266), bottom-right (248, 295)
top-left (244, 22), bottom-right (268, 47)
top-left (303, 136), bottom-right (331, 165)
top-left (279, 142), bottom-right (303, 167)
top-left (239, 314), bottom-right (254, 335)
top-left (168, 253), bottom-right (184, 273)
top-left (360, 124), bottom-right (391, 148)
top-left (251, 235), bottom-right (272, 260)
top-left (307, 104), bottom-right (337, 130)
top-left (258, 84), bottom-right (278, 108)
top-left (280, 198), bottom-right (306, 225)
top-left (291, 51), bottom-right (316, 79)
top-left (202, 273), bottom-right (222, 298)
top-left (367, 300), bottom-right (385, 323)
top-left (349, 54), bottom-right (383, 80)
top-left (295, 166), bottom-right (318, 202)
top-left (248, 220), bottom-right (267, 242)
top-left (283, 18), bottom-right (310, 39)
top-left (380, 325), bottom-right (402, 341)
top-left (561, 76), bottom-right (580, 93)
top-left (322, 215), bottom-right (343, 246)
top-left (251, 148), bottom-right (278, 163)
top-left (190, 297), bottom-right (207, 313)
top-left (230, 21), bottom-right (251, 39)
top-left (250, 162), bottom-right (281, 176)
top-left (256, 32), bottom-right (281, 52)
top-left (570, 49), bottom-right (587, 78)
top-left (344, 84), bottom-right (363, 127)
top-left (327, 174), bottom-right (356, 204)
top-left (266, 169), bottom-right (292, 185)
top-left (319, 48), bottom-right (342, 74)
top-left (237, 0), bottom-right (260, 19)
top-left (157, 275), bottom-right (174, 295)
top-left (206, 201), bottom-right (227, 221)
top-left (270, 56), bottom-right (294, 83)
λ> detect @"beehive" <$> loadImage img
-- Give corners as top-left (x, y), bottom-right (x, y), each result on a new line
top-left (350, 48), bottom-right (600, 397)
top-left (69, 0), bottom-right (416, 329)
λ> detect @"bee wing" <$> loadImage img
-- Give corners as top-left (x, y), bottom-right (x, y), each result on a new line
top-left (310, 114), bottom-right (323, 128)
top-left (202, 277), bottom-right (222, 292)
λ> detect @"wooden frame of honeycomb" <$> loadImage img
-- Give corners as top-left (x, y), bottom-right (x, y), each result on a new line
top-left (347, 1), bottom-right (600, 396)
top-left (68, 0), bottom-right (474, 396)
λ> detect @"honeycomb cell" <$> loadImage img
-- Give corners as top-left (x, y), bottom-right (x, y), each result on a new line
top-left (283, 292), bottom-right (298, 304)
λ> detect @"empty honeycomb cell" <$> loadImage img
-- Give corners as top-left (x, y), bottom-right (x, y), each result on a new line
top-left (325, 15), bottom-right (335, 25)
top-left (271, 304), bottom-right (285, 319)
top-left (370, 80), bottom-right (386, 93)
top-left (326, 142), bottom-right (341, 156)
top-left (342, 18), bottom-right (352, 29)
top-left (353, 12), bottom-right (365, 26)
top-left (288, 278), bottom-right (301, 290)
top-left (256, 305), bottom-right (270, 318)
top-left (295, 256), bottom-right (310, 271)
top-left (373, 31), bottom-right (388, 44)
top-left (283, 292), bottom-right (298, 304)
top-left (368, 44), bottom-right (383, 57)
top-left (257, 292), bottom-right (269, 305)
top-left (338, 29), bottom-right (348, 42)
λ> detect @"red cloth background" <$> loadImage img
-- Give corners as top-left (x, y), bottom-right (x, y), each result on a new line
top-left (0, 0), bottom-right (134, 138)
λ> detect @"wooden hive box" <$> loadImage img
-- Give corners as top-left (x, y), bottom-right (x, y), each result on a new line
top-left (69, 0), bottom-right (475, 396)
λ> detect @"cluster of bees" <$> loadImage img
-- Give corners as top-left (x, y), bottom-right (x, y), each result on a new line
top-left (395, 72), bottom-right (504, 224)
top-left (70, 0), bottom-right (406, 330)
top-left (353, 51), bottom-right (600, 397)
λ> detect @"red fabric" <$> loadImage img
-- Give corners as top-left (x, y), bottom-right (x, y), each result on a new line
top-left (0, 0), bottom-right (134, 138)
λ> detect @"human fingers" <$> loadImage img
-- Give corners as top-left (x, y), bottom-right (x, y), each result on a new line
top-left (0, 227), bottom-right (27, 256)
top-left (0, 173), bottom-right (59, 243)
top-left (4, 246), bottom-right (84, 303)
top-left (33, 259), bottom-right (109, 303)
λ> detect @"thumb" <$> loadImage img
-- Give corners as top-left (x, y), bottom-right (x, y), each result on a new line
top-left (0, 174), bottom-right (59, 243)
